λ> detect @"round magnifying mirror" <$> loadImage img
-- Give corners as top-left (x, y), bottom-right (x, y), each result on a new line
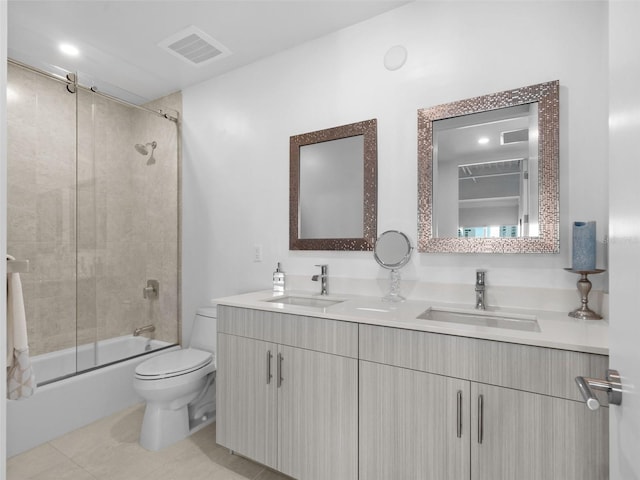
top-left (374, 230), bottom-right (412, 269)
top-left (374, 230), bottom-right (412, 302)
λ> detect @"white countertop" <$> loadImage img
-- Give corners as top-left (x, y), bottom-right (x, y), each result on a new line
top-left (213, 290), bottom-right (609, 355)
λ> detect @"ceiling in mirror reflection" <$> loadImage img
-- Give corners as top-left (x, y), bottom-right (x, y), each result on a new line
top-left (434, 104), bottom-right (532, 161)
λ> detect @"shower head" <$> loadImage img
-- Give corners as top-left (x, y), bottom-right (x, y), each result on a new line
top-left (135, 144), bottom-right (148, 155)
top-left (134, 141), bottom-right (157, 156)
top-left (134, 141), bottom-right (158, 164)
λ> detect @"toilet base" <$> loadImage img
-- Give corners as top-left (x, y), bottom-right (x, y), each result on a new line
top-left (139, 402), bottom-right (216, 451)
top-left (139, 403), bottom-right (191, 451)
top-left (138, 376), bottom-right (216, 451)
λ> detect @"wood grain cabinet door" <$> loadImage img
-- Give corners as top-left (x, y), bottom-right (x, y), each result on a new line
top-left (359, 360), bottom-right (471, 480)
top-left (277, 345), bottom-right (358, 480)
top-left (471, 382), bottom-right (609, 480)
top-left (216, 333), bottom-right (278, 469)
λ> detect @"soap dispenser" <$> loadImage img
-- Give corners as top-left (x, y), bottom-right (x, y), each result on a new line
top-left (273, 262), bottom-right (285, 293)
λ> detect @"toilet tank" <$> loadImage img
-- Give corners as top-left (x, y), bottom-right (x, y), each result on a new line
top-left (189, 305), bottom-right (217, 353)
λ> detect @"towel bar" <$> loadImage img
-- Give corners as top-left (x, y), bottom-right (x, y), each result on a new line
top-left (7, 259), bottom-right (30, 274)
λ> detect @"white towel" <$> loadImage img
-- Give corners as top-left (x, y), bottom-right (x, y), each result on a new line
top-left (6, 254), bottom-right (36, 399)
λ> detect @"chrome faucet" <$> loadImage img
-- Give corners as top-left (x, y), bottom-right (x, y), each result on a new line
top-left (312, 264), bottom-right (328, 296)
top-left (134, 324), bottom-right (156, 337)
top-left (475, 270), bottom-right (486, 310)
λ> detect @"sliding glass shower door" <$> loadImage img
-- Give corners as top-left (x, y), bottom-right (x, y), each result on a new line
top-left (6, 61), bottom-right (180, 384)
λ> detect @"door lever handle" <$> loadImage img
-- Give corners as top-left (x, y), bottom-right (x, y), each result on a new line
top-left (575, 369), bottom-right (622, 410)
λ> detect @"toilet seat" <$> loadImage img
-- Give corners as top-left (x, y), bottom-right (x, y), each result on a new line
top-left (135, 348), bottom-right (214, 380)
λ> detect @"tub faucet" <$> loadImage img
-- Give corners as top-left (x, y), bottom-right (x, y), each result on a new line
top-left (475, 270), bottom-right (486, 310)
top-left (312, 264), bottom-right (328, 296)
top-left (134, 324), bottom-right (155, 337)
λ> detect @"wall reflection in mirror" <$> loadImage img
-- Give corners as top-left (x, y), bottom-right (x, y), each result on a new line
top-left (418, 81), bottom-right (559, 253)
top-left (290, 119), bottom-right (377, 251)
top-left (299, 136), bottom-right (364, 239)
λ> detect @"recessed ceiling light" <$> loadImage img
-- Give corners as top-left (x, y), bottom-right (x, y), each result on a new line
top-left (59, 43), bottom-right (79, 56)
top-left (478, 137), bottom-right (490, 145)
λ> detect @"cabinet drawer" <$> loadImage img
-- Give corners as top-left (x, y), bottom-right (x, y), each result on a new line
top-left (218, 305), bottom-right (358, 358)
top-left (359, 324), bottom-right (608, 403)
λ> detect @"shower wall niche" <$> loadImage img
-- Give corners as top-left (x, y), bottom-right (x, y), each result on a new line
top-left (7, 62), bottom-right (180, 381)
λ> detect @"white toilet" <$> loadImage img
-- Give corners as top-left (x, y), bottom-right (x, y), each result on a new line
top-left (133, 306), bottom-right (217, 451)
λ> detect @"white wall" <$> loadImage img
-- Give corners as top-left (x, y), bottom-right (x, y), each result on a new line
top-left (1, 0), bottom-right (8, 476)
top-left (182, 2), bottom-right (609, 340)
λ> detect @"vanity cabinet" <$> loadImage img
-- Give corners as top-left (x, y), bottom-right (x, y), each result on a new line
top-left (217, 306), bottom-right (358, 480)
top-left (470, 382), bottom-right (608, 480)
top-left (217, 334), bottom-right (277, 468)
top-left (217, 302), bottom-right (609, 480)
top-left (359, 360), bottom-right (471, 480)
top-left (359, 324), bottom-right (609, 480)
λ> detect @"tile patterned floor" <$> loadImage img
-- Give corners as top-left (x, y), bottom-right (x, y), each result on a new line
top-left (7, 404), bottom-right (292, 480)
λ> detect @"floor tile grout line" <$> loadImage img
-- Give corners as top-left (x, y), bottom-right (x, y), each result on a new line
top-left (46, 440), bottom-right (100, 480)
top-left (251, 467), bottom-right (267, 480)
top-left (47, 440), bottom-right (71, 460)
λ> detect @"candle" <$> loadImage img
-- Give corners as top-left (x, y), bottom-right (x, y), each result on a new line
top-left (572, 221), bottom-right (596, 271)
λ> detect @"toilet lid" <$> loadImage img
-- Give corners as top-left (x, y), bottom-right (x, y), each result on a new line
top-left (135, 348), bottom-right (213, 379)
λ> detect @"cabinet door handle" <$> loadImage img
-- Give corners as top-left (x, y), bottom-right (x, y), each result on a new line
top-left (478, 394), bottom-right (484, 444)
top-left (277, 353), bottom-right (283, 388)
top-left (457, 390), bottom-right (463, 438)
top-left (266, 350), bottom-right (273, 384)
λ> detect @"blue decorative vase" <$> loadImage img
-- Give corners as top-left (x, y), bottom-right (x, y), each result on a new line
top-left (572, 221), bottom-right (596, 271)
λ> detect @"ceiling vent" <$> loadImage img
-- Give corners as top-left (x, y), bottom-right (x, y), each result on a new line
top-left (501, 128), bottom-right (529, 145)
top-left (159, 26), bottom-right (231, 67)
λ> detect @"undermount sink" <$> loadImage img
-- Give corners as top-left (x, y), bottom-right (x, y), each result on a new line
top-left (417, 307), bottom-right (540, 332)
top-left (266, 295), bottom-right (344, 309)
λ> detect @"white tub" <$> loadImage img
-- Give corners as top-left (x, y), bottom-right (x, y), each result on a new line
top-left (32, 335), bottom-right (171, 385)
top-left (6, 336), bottom-right (179, 457)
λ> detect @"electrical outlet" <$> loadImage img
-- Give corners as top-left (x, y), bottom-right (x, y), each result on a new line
top-left (253, 244), bottom-right (263, 262)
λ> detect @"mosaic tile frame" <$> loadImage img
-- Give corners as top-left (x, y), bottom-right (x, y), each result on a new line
top-left (417, 81), bottom-right (559, 254)
top-left (290, 119), bottom-right (377, 251)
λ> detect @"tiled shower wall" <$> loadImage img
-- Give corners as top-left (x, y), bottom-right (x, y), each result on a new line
top-left (7, 62), bottom-right (179, 357)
